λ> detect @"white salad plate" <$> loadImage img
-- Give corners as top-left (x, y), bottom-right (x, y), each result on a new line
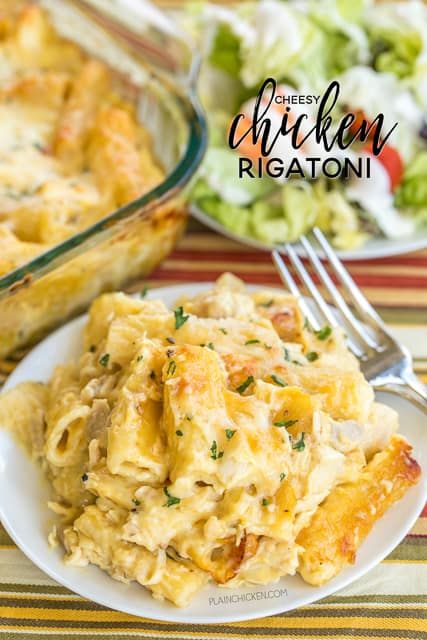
top-left (191, 206), bottom-right (427, 260)
top-left (0, 282), bottom-right (425, 624)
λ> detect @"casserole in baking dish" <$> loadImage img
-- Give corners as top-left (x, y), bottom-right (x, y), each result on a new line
top-left (0, 0), bottom-right (206, 358)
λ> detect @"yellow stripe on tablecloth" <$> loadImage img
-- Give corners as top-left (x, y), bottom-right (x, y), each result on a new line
top-left (1, 607), bottom-right (426, 633)
top-left (411, 519), bottom-right (427, 536)
top-left (0, 632), bottom-right (421, 640)
top-left (0, 632), bottom-right (422, 640)
top-left (1, 603), bottom-right (426, 628)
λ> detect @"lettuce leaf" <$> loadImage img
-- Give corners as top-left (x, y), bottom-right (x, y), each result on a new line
top-left (197, 196), bottom-right (252, 237)
top-left (281, 181), bottom-right (319, 241)
top-left (191, 177), bottom-right (287, 243)
top-left (250, 201), bottom-right (287, 242)
top-left (281, 180), bottom-right (366, 248)
top-left (189, 0), bottom-right (369, 93)
top-left (395, 152), bottom-right (427, 208)
top-left (239, 1), bottom-right (314, 89)
top-left (366, 3), bottom-right (424, 79)
top-left (192, 173), bottom-right (367, 250)
top-left (199, 148), bottom-right (275, 206)
top-left (306, 0), bottom-right (370, 73)
top-left (371, 29), bottom-right (422, 78)
top-left (209, 22), bottom-right (242, 77)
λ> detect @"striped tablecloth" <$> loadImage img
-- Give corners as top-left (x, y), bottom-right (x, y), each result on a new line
top-left (1, 228), bottom-right (426, 639)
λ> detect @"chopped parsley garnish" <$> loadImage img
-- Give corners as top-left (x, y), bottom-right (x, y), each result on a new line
top-left (315, 325), bottom-right (332, 341)
top-left (99, 353), bottom-right (110, 367)
top-left (167, 360), bottom-right (176, 376)
top-left (89, 344), bottom-right (96, 353)
top-left (292, 432), bottom-right (306, 451)
top-left (225, 429), bottom-right (236, 440)
top-left (4, 188), bottom-right (21, 200)
top-left (219, 328), bottom-right (228, 335)
top-left (163, 487), bottom-right (180, 507)
top-left (280, 472), bottom-right (286, 482)
top-left (149, 370), bottom-right (156, 380)
top-left (176, 429), bottom-right (183, 437)
top-left (174, 306), bottom-right (189, 329)
top-left (166, 336), bottom-right (175, 344)
top-left (259, 299), bottom-right (273, 308)
top-left (136, 354), bottom-right (144, 362)
top-left (140, 285), bottom-right (148, 298)
top-left (271, 374), bottom-right (286, 387)
top-left (81, 473), bottom-right (88, 482)
top-left (33, 142), bottom-right (44, 152)
top-left (303, 317), bottom-right (313, 331)
top-left (185, 414), bottom-right (193, 421)
top-left (274, 419), bottom-right (298, 428)
top-left (210, 440), bottom-right (224, 460)
top-left (245, 339), bottom-right (260, 345)
top-left (132, 498), bottom-right (141, 506)
top-left (306, 351), bottom-right (319, 362)
top-left (262, 498), bottom-right (270, 507)
top-left (166, 349), bottom-right (174, 358)
top-left (283, 347), bottom-right (290, 362)
top-left (236, 375), bottom-right (254, 394)
top-left (206, 342), bottom-right (215, 350)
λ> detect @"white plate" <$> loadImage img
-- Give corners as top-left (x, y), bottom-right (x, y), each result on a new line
top-left (0, 282), bottom-right (426, 624)
top-left (191, 205), bottom-right (427, 260)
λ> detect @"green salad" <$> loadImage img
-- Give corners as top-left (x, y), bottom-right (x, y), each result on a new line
top-left (184, 0), bottom-right (427, 249)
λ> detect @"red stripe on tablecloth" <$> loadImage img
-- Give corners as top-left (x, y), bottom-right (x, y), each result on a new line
top-left (151, 269), bottom-right (280, 284)
top-left (151, 267), bottom-right (426, 289)
top-left (342, 275), bottom-right (427, 288)
top-left (173, 248), bottom-right (427, 268)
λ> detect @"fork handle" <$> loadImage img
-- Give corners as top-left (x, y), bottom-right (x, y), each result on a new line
top-left (373, 375), bottom-right (427, 415)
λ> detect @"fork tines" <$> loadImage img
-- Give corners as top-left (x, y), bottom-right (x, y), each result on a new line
top-left (272, 228), bottom-right (393, 360)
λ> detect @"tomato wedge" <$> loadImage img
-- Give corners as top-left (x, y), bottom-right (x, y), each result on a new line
top-left (364, 142), bottom-right (404, 192)
top-left (348, 109), bottom-right (404, 191)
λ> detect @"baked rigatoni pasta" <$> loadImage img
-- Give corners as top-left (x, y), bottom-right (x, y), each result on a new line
top-left (53, 60), bottom-right (110, 172)
top-left (0, 274), bottom-right (421, 607)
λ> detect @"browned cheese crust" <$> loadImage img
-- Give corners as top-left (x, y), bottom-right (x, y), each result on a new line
top-left (297, 434), bottom-right (421, 585)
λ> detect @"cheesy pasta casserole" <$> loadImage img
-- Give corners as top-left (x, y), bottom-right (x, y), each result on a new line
top-left (0, 274), bottom-right (420, 607)
top-left (0, 1), bottom-right (164, 277)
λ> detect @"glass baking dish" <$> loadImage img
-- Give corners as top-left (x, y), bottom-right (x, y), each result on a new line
top-left (0, 0), bottom-right (206, 359)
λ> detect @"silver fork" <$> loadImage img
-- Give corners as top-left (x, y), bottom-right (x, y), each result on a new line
top-left (272, 227), bottom-right (427, 414)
